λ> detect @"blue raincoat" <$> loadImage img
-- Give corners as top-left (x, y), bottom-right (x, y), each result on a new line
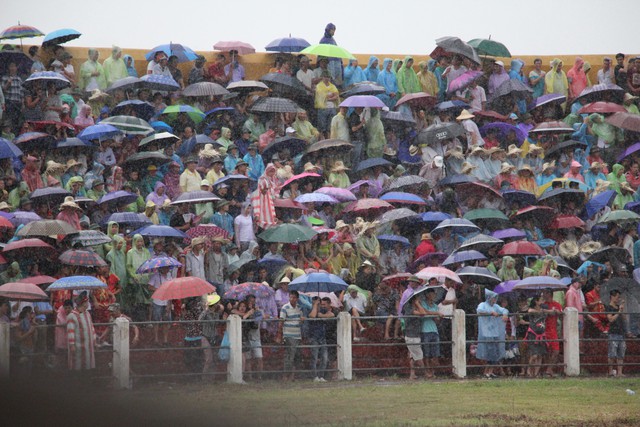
top-left (364, 56), bottom-right (380, 82)
top-left (376, 58), bottom-right (398, 108)
top-left (344, 59), bottom-right (366, 88)
top-left (476, 289), bottom-right (508, 363)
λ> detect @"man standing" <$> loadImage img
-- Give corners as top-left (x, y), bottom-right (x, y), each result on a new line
top-left (319, 23), bottom-right (342, 87)
top-left (103, 46), bottom-right (128, 88)
top-left (585, 282), bottom-right (609, 335)
top-left (184, 237), bottom-right (207, 281)
top-left (420, 288), bottom-right (443, 379)
top-left (1, 62), bottom-right (24, 134)
top-left (296, 55), bottom-right (314, 90)
top-left (224, 50), bottom-right (245, 83)
top-left (188, 55), bottom-right (208, 85)
top-left (205, 236), bottom-right (228, 286)
top-left (606, 290), bottom-right (627, 377)
top-left (308, 297), bottom-right (337, 382)
top-left (278, 290), bottom-right (304, 381)
top-left (597, 57), bottom-right (614, 85)
top-left (614, 53), bottom-right (627, 91)
top-left (179, 157), bottom-right (201, 193)
top-left (66, 292), bottom-right (96, 373)
top-left (314, 71), bottom-right (339, 139)
top-left (79, 49), bottom-right (106, 92)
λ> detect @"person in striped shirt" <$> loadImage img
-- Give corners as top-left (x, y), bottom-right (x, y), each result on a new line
top-left (66, 292), bottom-right (96, 372)
top-left (278, 290), bottom-right (304, 381)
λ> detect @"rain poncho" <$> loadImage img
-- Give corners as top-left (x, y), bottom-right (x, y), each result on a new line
top-left (588, 113), bottom-right (618, 147)
top-left (125, 234), bottom-right (151, 304)
top-left (417, 60), bottom-right (438, 96)
top-left (243, 115), bottom-right (266, 143)
top-left (243, 151), bottom-right (265, 181)
top-left (292, 116), bottom-right (320, 143)
top-left (497, 256), bottom-right (520, 281)
top-left (78, 50), bottom-right (106, 91)
top-left (364, 109), bottom-right (386, 158)
top-left (376, 58), bottom-right (398, 108)
top-left (467, 154), bottom-right (493, 182)
top-left (146, 181), bottom-right (170, 210)
top-left (396, 56), bottom-right (421, 97)
top-left (567, 57), bottom-right (588, 98)
top-left (363, 56), bottom-right (380, 82)
top-left (488, 64), bottom-right (510, 97)
top-left (476, 289), bottom-right (508, 363)
top-left (508, 59), bottom-right (527, 113)
top-left (106, 235), bottom-right (127, 288)
top-left (343, 59), bottom-right (366, 88)
top-left (545, 59), bottom-right (569, 97)
top-left (123, 55), bottom-right (138, 77)
top-left (584, 168), bottom-right (607, 190)
top-left (103, 48), bottom-right (128, 87)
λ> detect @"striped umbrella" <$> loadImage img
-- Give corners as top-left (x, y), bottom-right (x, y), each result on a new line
top-left (185, 224), bottom-right (231, 242)
top-left (136, 256), bottom-right (182, 274)
top-left (69, 230), bottom-right (112, 247)
top-left (60, 249), bottom-right (107, 267)
top-left (101, 116), bottom-right (154, 135)
top-left (140, 74), bottom-right (180, 92)
top-left (47, 276), bottom-right (107, 291)
top-left (0, 24), bottom-right (44, 40)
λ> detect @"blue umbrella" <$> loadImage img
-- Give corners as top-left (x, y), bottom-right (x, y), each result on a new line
top-left (443, 250), bottom-right (486, 266)
top-left (150, 121), bottom-right (173, 133)
top-left (97, 191), bottom-right (138, 206)
top-left (582, 190), bottom-right (616, 218)
top-left (140, 74), bottom-right (180, 91)
top-left (421, 211), bottom-right (452, 224)
top-left (289, 272), bottom-right (348, 293)
top-left (294, 193), bottom-right (339, 204)
top-left (380, 192), bottom-right (427, 205)
top-left (47, 276), bottom-right (106, 291)
top-left (480, 122), bottom-right (527, 145)
top-left (501, 189), bottom-right (537, 206)
top-left (0, 137), bottom-right (22, 159)
top-left (136, 256), bottom-right (183, 274)
top-left (436, 100), bottom-right (469, 111)
top-left (145, 43), bottom-right (198, 63)
top-left (438, 174), bottom-right (478, 186)
top-left (130, 224), bottom-right (188, 239)
top-left (10, 211), bottom-right (41, 227)
top-left (617, 142), bottom-right (640, 163)
top-left (42, 28), bottom-right (81, 46)
top-left (625, 201), bottom-right (640, 215)
top-left (355, 157), bottom-right (393, 173)
top-left (377, 234), bottom-right (411, 249)
top-left (204, 106), bottom-right (236, 118)
top-left (491, 228), bottom-right (527, 241)
top-left (213, 174), bottom-right (253, 186)
top-left (55, 137), bottom-right (94, 150)
top-left (257, 258), bottom-right (289, 276)
top-left (111, 100), bottom-right (155, 121)
top-left (265, 36), bottom-right (310, 53)
top-left (78, 124), bottom-right (122, 142)
top-left (194, 134), bottom-right (215, 145)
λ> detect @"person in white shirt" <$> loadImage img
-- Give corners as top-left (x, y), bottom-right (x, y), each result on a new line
top-left (597, 57), bottom-right (614, 85)
top-left (462, 80), bottom-right (486, 112)
top-left (296, 55), bottom-right (314, 90)
top-left (341, 285), bottom-right (367, 340)
top-left (185, 237), bottom-right (207, 281)
top-left (152, 54), bottom-right (172, 77)
top-left (456, 109), bottom-right (485, 146)
top-left (234, 203), bottom-right (256, 252)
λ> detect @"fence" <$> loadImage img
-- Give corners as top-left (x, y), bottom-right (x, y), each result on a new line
top-left (2, 307), bottom-right (639, 388)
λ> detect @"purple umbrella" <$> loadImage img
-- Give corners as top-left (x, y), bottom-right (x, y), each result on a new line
top-left (294, 193), bottom-right (339, 204)
top-left (97, 191), bottom-right (138, 206)
top-left (377, 234), bottom-right (411, 249)
top-left (314, 187), bottom-right (357, 202)
top-left (479, 122), bottom-right (527, 145)
top-left (442, 250), bottom-right (486, 266)
top-left (617, 142), bottom-right (640, 162)
top-left (491, 228), bottom-right (527, 241)
top-left (10, 211), bottom-right (42, 227)
top-left (348, 180), bottom-right (382, 198)
top-left (380, 192), bottom-right (427, 205)
top-left (528, 93), bottom-right (566, 111)
top-left (339, 95), bottom-right (385, 108)
top-left (494, 280), bottom-right (519, 294)
top-left (447, 70), bottom-right (483, 94)
top-left (513, 276), bottom-right (568, 290)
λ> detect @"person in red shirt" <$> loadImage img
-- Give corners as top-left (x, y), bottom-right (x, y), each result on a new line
top-left (625, 162), bottom-right (640, 190)
top-left (541, 288), bottom-right (563, 377)
top-left (413, 233), bottom-right (436, 261)
top-left (585, 282), bottom-right (609, 335)
top-left (208, 54), bottom-right (228, 85)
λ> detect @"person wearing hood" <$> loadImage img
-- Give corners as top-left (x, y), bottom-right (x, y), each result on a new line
top-left (564, 160), bottom-right (585, 183)
top-left (434, 56), bottom-right (450, 102)
top-left (376, 58), bottom-right (398, 108)
top-left (292, 110), bottom-right (320, 143)
top-left (417, 60), bottom-right (438, 96)
top-left (106, 235), bottom-right (127, 301)
top-left (343, 59), bottom-right (366, 88)
top-left (488, 60), bottom-right (510, 98)
top-left (567, 57), bottom-right (588, 100)
top-left (584, 162), bottom-right (606, 190)
top-left (476, 289), bottom-right (509, 379)
top-left (508, 59), bottom-right (527, 113)
top-left (396, 56), bottom-right (421, 98)
top-left (125, 234), bottom-right (151, 320)
top-left (497, 256), bottom-right (520, 281)
top-left (102, 46), bottom-right (128, 88)
top-left (363, 56), bottom-right (380, 82)
top-left (146, 181), bottom-right (170, 210)
top-left (319, 23), bottom-right (343, 86)
top-left (79, 48), bottom-right (106, 91)
top-left (123, 55), bottom-right (138, 77)
top-left (587, 113), bottom-right (619, 150)
top-left (545, 59), bottom-right (569, 97)
top-left (365, 109), bottom-right (386, 159)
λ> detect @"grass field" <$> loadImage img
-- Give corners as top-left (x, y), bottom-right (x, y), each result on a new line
top-left (8, 377), bottom-right (639, 426)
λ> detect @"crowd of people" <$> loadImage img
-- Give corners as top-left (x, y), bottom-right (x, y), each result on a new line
top-left (2, 23), bottom-right (640, 382)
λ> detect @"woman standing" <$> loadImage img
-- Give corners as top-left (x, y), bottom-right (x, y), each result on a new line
top-left (525, 295), bottom-right (548, 378)
top-left (252, 164), bottom-right (278, 229)
top-left (125, 234), bottom-right (151, 320)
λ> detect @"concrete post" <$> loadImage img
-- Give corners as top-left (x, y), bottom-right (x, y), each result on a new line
top-left (0, 322), bottom-right (9, 378)
top-left (113, 317), bottom-right (130, 389)
top-left (563, 307), bottom-right (580, 376)
top-left (337, 312), bottom-right (352, 380)
top-left (226, 315), bottom-right (243, 384)
top-left (451, 309), bottom-right (467, 379)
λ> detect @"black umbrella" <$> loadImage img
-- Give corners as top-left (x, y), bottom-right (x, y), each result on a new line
top-left (587, 247), bottom-right (631, 265)
top-left (122, 151), bottom-right (171, 170)
top-left (434, 36), bottom-right (481, 63)
top-left (457, 233), bottom-right (504, 252)
top-left (183, 82), bottom-right (229, 97)
top-left (262, 136), bottom-right (307, 161)
top-left (12, 132), bottom-right (56, 152)
top-left (0, 49), bottom-right (33, 76)
top-left (455, 266), bottom-right (501, 285)
top-left (544, 140), bottom-right (588, 158)
top-left (490, 79), bottom-right (533, 101)
top-left (601, 277), bottom-right (640, 305)
top-left (377, 207), bottom-right (420, 225)
top-left (249, 96), bottom-right (301, 114)
top-left (303, 139), bottom-right (353, 158)
top-left (574, 83), bottom-right (625, 105)
top-left (381, 110), bottom-right (416, 126)
top-left (438, 174), bottom-right (478, 186)
top-left (538, 188), bottom-right (585, 207)
top-left (341, 81), bottom-right (386, 97)
top-left (29, 187), bottom-right (71, 204)
top-left (355, 157), bottom-right (393, 173)
top-left (111, 100), bottom-right (155, 121)
top-left (106, 76), bottom-right (143, 93)
top-left (417, 122), bottom-right (465, 146)
top-left (259, 73), bottom-right (310, 99)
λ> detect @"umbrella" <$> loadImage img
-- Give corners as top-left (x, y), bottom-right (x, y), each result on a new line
top-left (54, 137), bottom-right (94, 151)
top-left (226, 80), bottom-right (269, 92)
top-left (140, 73), bottom-right (181, 91)
top-left (513, 205), bottom-right (555, 225)
top-left (380, 192), bottom-right (427, 205)
top-left (490, 79), bottom-right (533, 101)
top-left (467, 38), bottom-right (511, 57)
top-left (528, 93), bottom-right (566, 111)
top-left (463, 208), bottom-right (510, 227)
top-left (47, 276), bottom-right (106, 291)
top-left (383, 175), bottom-right (429, 194)
top-left (29, 187), bottom-right (72, 204)
top-left (110, 100), bottom-right (155, 121)
top-left (0, 24), bottom-right (44, 40)
top-left (434, 36), bottom-right (480, 63)
top-left (314, 187), bottom-right (357, 203)
top-left (213, 174), bottom-right (252, 187)
top-left (9, 211), bottom-right (42, 227)
top-left (2, 238), bottom-right (55, 258)
top-left (274, 198), bottom-right (305, 210)
top-left (474, 110), bottom-right (509, 121)
top-left (513, 276), bottom-right (568, 291)
top-left (213, 41), bottom-right (255, 55)
top-left (347, 180), bottom-right (382, 198)
top-left (161, 105), bottom-right (205, 123)
top-left (69, 230), bottom-right (112, 247)
top-left (106, 76), bottom-right (143, 93)
top-left (138, 132), bottom-right (180, 151)
top-left (103, 115), bottom-right (155, 135)
top-left (17, 219), bottom-right (78, 237)
top-left (152, 276), bottom-right (216, 300)
top-left (136, 256), bottom-right (183, 274)
top-left (342, 198), bottom-right (394, 218)
top-left (280, 172), bottom-right (323, 193)
top-left (587, 246), bottom-right (630, 264)
top-left (455, 266), bottom-right (501, 285)
top-left (548, 215), bottom-right (586, 230)
top-left (145, 43), bottom-right (198, 63)
top-left (395, 92), bottom-right (438, 109)
top-left (601, 277), bottom-right (640, 305)
top-left (447, 70), bottom-right (484, 94)
top-left (410, 252), bottom-right (449, 273)
top-left (185, 224), bottom-right (231, 243)
top-left (304, 139), bottom-right (353, 157)
top-left (42, 28), bottom-right (81, 46)
top-left (339, 95), bottom-right (385, 108)
top-left (265, 36), bottom-right (310, 53)
top-left (193, 133), bottom-right (216, 146)
top-left (381, 110), bottom-right (416, 126)
top-left (223, 282), bottom-right (274, 301)
top-left (417, 122), bottom-right (465, 146)
top-left (250, 96), bottom-right (301, 114)
top-left (617, 142), bottom-right (640, 162)
top-left (342, 82), bottom-right (386, 97)
top-left (260, 72), bottom-right (310, 98)
top-left (538, 188), bottom-right (585, 207)
top-left (597, 210), bottom-right (640, 225)
top-left (380, 273), bottom-right (413, 290)
top-left (289, 272), bottom-right (348, 293)
top-left (123, 151), bottom-right (171, 170)
top-left (262, 136), bottom-right (307, 161)
top-left (377, 235), bottom-right (411, 249)
top-left (103, 212), bottom-right (152, 230)
top-left (130, 224), bottom-right (188, 239)
top-left (295, 193), bottom-right (339, 204)
top-left (421, 211), bottom-right (452, 226)
top-left (491, 228), bottom-right (527, 241)
top-left (416, 266), bottom-right (462, 284)
top-left (501, 190), bottom-right (537, 206)
top-left (378, 208), bottom-right (420, 225)
top-left (431, 218), bottom-right (480, 235)
top-left (494, 280), bottom-right (519, 294)
top-left (23, 71), bottom-right (71, 91)
top-left (18, 275), bottom-right (57, 286)
top-left (171, 190), bottom-right (221, 205)
top-left (543, 139), bottom-right (588, 158)
top-left (0, 282), bottom-right (47, 301)
top-left (77, 123), bottom-right (122, 141)
top-left (150, 120), bottom-right (173, 133)
top-left (12, 132), bottom-right (55, 152)
top-left (606, 112), bottom-right (640, 132)
top-left (578, 102), bottom-right (626, 115)
top-left (458, 234), bottom-right (504, 252)
top-left (442, 250), bottom-right (486, 266)
top-left (399, 285), bottom-right (447, 314)
top-left (529, 121), bottom-right (574, 134)
top-left (583, 190), bottom-right (617, 218)
top-left (355, 157), bottom-right (393, 173)
top-left (300, 44), bottom-right (355, 60)
top-left (479, 122), bottom-right (527, 145)
top-left (574, 83), bottom-right (625, 105)
top-left (498, 241), bottom-right (545, 256)
top-left (259, 223), bottom-right (317, 243)
top-left (97, 191), bottom-right (138, 206)
top-left (183, 81), bottom-right (230, 97)
top-left (0, 49), bottom-right (34, 76)
top-left (59, 249), bottom-right (107, 267)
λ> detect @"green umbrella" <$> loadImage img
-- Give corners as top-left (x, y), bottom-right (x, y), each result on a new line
top-left (258, 223), bottom-right (318, 243)
top-left (597, 209), bottom-right (640, 225)
top-left (161, 105), bottom-right (206, 124)
top-left (101, 115), bottom-right (154, 135)
top-left (463, 208), bottom-right (510, 229)
top-left (300, 44), bottom-right (355, 60)
top-left (467, 38), bottom-right (511, 58)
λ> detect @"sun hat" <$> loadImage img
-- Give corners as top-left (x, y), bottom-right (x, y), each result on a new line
top-left (500, 162), bottom-right (516, 174)
top-left (331, 160), bottom-right (350, 172)
top-left (456, 109), bottom-right (475, 120)
top-left (60, 196), bottom-right (81, 211)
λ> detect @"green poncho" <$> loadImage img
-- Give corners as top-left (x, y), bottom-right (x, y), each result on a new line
top-left (125, 234), bottom-right (151, 304)
top-left (396, 56), bottom-right (421, 97)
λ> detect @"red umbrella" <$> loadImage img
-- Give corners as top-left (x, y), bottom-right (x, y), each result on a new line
top-left (380, 273), bottom-right (412, 290)
top-left (274, 198), bottom-right (306, 210)
top-left (457, 181), bottom-right (503, 199)
top-left (0, 282), bottom-right (48, 301)
top-left (27, 120), bottom-right (76, 132)
top-left (578, 102), bottom-right (626, 115)
top-left (185, 224), bottom-right (231, 241)
top-left (512, 205), bottom-right (555, 225)
top-left (342, 198), bottom-right (394, 219)
top-left (548, 215), bottom-right (585, 230)
top-left (151, 276), bottom-right (216, 300)
top-left (3, 238), bottom-right (56, 258)
top-left (606, 112), bottom-right (640, 132)
top-left (529, 121), bottom-right (574, 134)
top-left (498, 241), bottom-right (545, 256)
top-left (396, 92), bottom-right (437, 109)
top-left (0, 216), bottom-right (14, 229)
top-left (18, 275), bottom-right (57, 286)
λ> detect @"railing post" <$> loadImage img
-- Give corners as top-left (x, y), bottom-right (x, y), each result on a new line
top-left (337, 312), bottom-right (352, 380)
top-left (0, 322), bottom-right (9, 378)
top-left (226, 315), bottom-right (243, 384)
top-left (451, 309), bottom-right (467, 378)
top-left (113, 317), bottom-right (130, 389)
top-left (563, 308), bottom-right (580, 376)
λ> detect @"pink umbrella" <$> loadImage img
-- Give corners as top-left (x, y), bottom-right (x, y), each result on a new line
top-left (578, 102), bottom-right (627, 115)
top-left (348, 180), bottom-right (383, 198)
top-left (342, 198), bottom-right (394, 219)
top-left (280, 172), bottom-right (323, 193)
top-left (447, 70), bottom-right (483, 94)
top-left (0, 282), bottom-right (48, 300)
top-left (415, 267), bottom-right (462, 284)
top-left (396, 92), bottom-right (438, 109)
top-left (213, 41), bottom-right (255, 55)
top-left (315, 187), bottom-right (357, 202)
